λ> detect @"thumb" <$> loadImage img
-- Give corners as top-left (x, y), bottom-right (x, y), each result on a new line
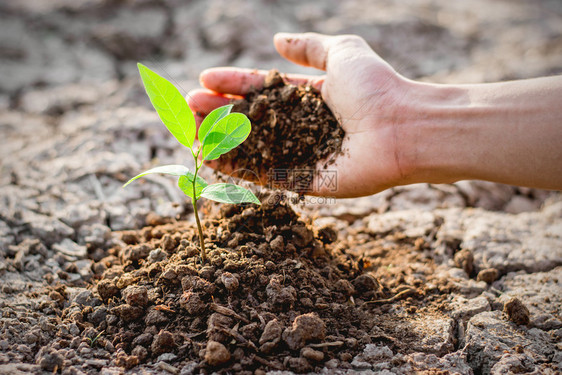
top-left (273, 32), bottom-right (373, 71)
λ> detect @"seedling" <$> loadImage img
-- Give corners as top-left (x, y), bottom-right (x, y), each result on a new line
top-left (124, 63), bottom-right (260, 263)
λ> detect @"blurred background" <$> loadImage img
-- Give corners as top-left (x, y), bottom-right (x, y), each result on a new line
top-left (1, 0), bottom-right (561, 98)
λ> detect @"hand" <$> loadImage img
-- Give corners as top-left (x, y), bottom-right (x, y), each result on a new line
top-left (187, 32), bottom-right (413, 198)
top-left (188, 32), bottom-right (562, 197)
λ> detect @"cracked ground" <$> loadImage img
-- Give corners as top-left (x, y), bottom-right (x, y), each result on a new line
top-left (0, 0), bottom-right (561, 374)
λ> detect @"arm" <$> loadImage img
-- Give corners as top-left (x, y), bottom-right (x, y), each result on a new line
top-left (187, 32), bottom-right (562, 197)
top-left (403, 77), bottom-right (562, 190)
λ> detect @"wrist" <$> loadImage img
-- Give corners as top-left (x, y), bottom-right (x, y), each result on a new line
top-left (394, 79), bottom-right (473, 185)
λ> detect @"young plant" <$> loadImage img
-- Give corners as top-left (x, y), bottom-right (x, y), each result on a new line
top-left (124, 63), bottom-right (260, 263)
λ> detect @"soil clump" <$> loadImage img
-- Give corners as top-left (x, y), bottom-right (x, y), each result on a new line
top-left (223, 70), bottom-right (345, 193)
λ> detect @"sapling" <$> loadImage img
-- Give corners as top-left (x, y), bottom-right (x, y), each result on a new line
top-left (124, 63), bottom-right (260, 263)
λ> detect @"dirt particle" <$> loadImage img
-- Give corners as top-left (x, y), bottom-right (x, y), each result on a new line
top-left (477, 268), bottom-right (499, 283)
top-left (112, 304), bottom-right (144, 322)
top-left (352, 274), bottom-right (380, 298)
top-left (301, 347), bottom-right (324, 361)
top-left (264, 69), bottom-right (284, 89)
top-left (504, 297), bottom-right (530, 325)
top-left (453, 249), bottom-right (474, 275)
top-left (145, 307), bottom-right (170, 326)
top-left (287, 356), bottom-right (312, 373)
top-left (115, 349), bottom-right (140, 369)
top-left (151, 330), bottom-right (176, 356)
top-left (258, 319), bottom-right (283, 353)
top-left (282, 313), bottom-right (326, 350)
top-left (179, 292), bottom-right (205, 315)
top-left (122, 285), bottom-right (148, 307)
top-left (220, 272), bottom-right (239, 292)
top-left (37, 348), bottom-right (64, 372)
top-left (266, 275), bottom-right (296, 310)
top-left (121, 231), bottom-right (139, 245)
top-left (204, 340), bottom-right (231, 366)
top-left (269, 235), bottom-right (284, 252)
top-left (121, 244), bottom-right (151, 263)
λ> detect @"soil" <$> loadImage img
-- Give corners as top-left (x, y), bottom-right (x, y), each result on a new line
top-left (223, 70), bottom-right (345, 193)
top-left (1, 1), bottom-right (561, 374)
top-left (51, 195), bottom-right (451, 374)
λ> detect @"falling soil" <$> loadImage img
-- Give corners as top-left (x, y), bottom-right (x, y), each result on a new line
top-left (221, 70), bottom-right (345, 193)
top-left (49, 196), bottom-right (454, 374)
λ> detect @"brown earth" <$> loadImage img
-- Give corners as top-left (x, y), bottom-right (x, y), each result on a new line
top-left (50, 196), bottom-right (452, 374)
top-left (222, 70), bottom-right (345, 193)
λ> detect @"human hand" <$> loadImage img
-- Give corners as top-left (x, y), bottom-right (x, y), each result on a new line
top-left (188, 32), bottom-right (417, 198)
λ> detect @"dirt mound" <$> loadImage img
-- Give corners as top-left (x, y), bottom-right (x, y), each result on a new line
top-left (221, 70), bottom-right (345, 193)
top-left (65, 197), bottom-right (387, 373)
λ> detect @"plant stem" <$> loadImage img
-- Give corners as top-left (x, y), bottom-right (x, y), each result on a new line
top-left (192, 159), bottom-right (206, 263)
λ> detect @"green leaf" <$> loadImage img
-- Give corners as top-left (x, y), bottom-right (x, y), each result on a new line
top-left (123, 165), bottom-right (190, 187)
top-left (200, 183), bottom-right (260, 205)
top-left (199, 104), bottom-right (233, 145)
top-left (202, 113), bottom-right (251, 161)
top-left (138, 63), bottom-right (196, 150)
top-left (177, 173), bottom-right (208, 200)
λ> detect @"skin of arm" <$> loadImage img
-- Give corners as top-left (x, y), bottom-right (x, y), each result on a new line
top-left (187, 32), bottom-right (562, 198)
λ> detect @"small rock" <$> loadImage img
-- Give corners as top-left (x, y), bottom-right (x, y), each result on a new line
top-left (477, 268), bottom-right (499, 283)
top-left (504, 298), bottom-right (530, 325)
top-left (266, 276), bottom-right (296, 310)
top-left (122, 286), bottom-right (148, 307)
top-left (148, 248), bottom-right (167, 263)
top-left (282, 313), bottom-right (326, 350)
top-left (73, 290), bottom-right (94, 306)
top-left (454, 249), bottom-right (474, 275)
top-left (263, 69), bottom-right (284, 88)
top-left (352, 274), bottom-right (379, 297)
top-left (97, 279), bottom-right (119, 301)
top-left (179, 292), bottom-right (205, 315)
top-left (37, 349), bottom-right (64, 372)
top-left (53, 238), bottom-right (87, 260)
top-left (204, 341), bottom-right (230, 366)
top-left (145, 308), bottom-right (169, 326)
top-left (111, 304), bottom-right (143, 322)
top-left (287, 357), bottom-right (311, 372)
top-left (157, 352), bottom-right (177, 363)
top-left (121, 244), bottom-right (151, 263)
top-left (269, 235), bottom-right (284, 252)
top-left (301, 347), bottom-right (324, 361)
top-left (220, 272), bottom-right (239, 292)
top-left (151, 330), bottom-right (176, 356)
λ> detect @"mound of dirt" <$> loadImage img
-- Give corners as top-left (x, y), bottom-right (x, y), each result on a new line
top-left (61, 197), bottom-right (383, 373)
top-left (222, 70), bottom-right (345, 193)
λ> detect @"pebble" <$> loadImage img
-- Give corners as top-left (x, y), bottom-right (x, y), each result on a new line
top-left (282, 313), bottom-right (326, 350)
top-left (122, 285), bottom-right (148, 307)
top-left (301, 347), bottom-right (324, 361)
top-left (204, 341), bottom-right (230, 366)
top-left (504, 298), bottom-right (530, 325)
top-left (477, 268), bottom-right (499, 283)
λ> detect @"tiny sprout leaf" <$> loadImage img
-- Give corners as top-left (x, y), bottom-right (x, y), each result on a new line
top-left (138, 63), bottom-right (196, 150)
top-left (202, 113), bottom-right (251, 161)
top-left (178, 173), bottom-right (208, 200)
top-left (123, 165), bottom-right (190, 187)
top-left (200, 183), bottom-right (260, 205)
top-left (199, 104), bottom-right (233, 145)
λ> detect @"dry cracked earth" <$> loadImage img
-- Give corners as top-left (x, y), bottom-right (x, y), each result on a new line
top-left (1, 0), bottom-right (561, 374)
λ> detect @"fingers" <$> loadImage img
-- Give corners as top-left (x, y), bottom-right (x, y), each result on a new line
top-left (186, 88), bottom-right (232, 116)
top-left (274, 32), bottom-right (331, 70)
top-left (199, 67), bottom-right (324, 95)
top-left (274, 32), bottom-right (377, 73)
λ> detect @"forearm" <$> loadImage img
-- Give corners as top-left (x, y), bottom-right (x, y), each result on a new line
top-left (399, 76), bottom-right (562, 189)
